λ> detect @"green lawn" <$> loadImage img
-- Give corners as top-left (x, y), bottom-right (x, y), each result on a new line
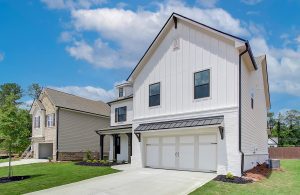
top-left (0, 162), bottom-right (119, 195)
top-left (191, 159), bottom-right (300, 195)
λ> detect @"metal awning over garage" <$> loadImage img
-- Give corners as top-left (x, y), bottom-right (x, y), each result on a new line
top-left (135, 116), bottom-right (224, 132)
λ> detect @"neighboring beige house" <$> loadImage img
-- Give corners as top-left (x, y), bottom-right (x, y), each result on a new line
top-left (29, 88), bottom-right (110, 161)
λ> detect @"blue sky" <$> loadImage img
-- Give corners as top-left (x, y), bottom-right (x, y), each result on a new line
top-left (0, 0), bottom-right (299, 114)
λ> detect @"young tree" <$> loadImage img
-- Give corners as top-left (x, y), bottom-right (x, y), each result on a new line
top-left (0, 83), bottom-right (23, 106)
top-left (0, 94), bottom-right (31, 178)
top-left (28, 83), bottom-right (42, 100)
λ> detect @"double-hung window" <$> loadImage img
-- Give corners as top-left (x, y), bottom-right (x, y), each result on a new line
top-left (149, 82), bottom-right (160, 107)
top-left (119, 87), bottom-right (124, 97)
top-left (194, 69), bottom-right (210, 99)
top-left (46, 113), bottom-right (55, 127)
top-left (115, 106), bottom-right (127, 122)
top-left (34, 116), bottom-right (40, 128)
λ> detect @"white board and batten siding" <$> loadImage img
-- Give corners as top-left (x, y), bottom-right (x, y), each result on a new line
top-left (110, 98), bottom-right (133, 126)
top-left (133, 20), bottom-right (239, 121)
top-left (241, 59), bottom-right (269, 170)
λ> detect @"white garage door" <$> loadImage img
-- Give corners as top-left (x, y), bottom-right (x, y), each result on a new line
top-left (145, 134), bottom-right (217, 172)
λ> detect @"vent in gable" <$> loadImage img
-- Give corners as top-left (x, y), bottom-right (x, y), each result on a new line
top-left (173, 38), bottom-right (180, 50)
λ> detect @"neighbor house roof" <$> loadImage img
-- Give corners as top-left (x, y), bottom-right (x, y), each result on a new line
top-left (43, 88), bottom-right (110, 117)
top-left (127, 12), bottom-right (258, 81)
top-left (135, 116), bottom-right (224, 132)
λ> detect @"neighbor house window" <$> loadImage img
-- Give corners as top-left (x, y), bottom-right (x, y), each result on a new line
top-left (46, 113), bottom-right (55, 127)
top-left (119, 87), bottom-right (124, 97)
top-left (194, 69), bottom-right (210, 99)
top-left (34, 116), bottom-right (40, 128)
top-left (149, 82), bottom-right (160, 107)
top-left (115, 106), bottom-right (127, 122)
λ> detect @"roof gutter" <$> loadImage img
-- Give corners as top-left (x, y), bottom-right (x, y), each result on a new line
top-left (239, 43), bottom-right (249, 176)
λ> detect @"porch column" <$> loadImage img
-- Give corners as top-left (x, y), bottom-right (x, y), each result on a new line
top-left (112, 134), bottom-right (118, 161)
top-left (99, 134), bottom-right (105, 160)
top-left (126, 133), bottom-right (132, 163)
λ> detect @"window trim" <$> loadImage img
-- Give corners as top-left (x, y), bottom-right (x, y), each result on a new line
top-left (115, 106), bottom-right (127, 123)
top-left (194, 69), bottom-right (211, 100)
top-left (46, 113), bottom-right (55, 127)
top-left (149, 82), bottom-right (161, 107)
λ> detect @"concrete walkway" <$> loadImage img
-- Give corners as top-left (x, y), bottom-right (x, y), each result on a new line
top-left (0, 159), bottom-right (48, 167)
top-left (27, 165), bottom-right (216, 195)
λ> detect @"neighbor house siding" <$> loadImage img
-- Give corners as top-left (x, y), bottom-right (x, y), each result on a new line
top-left (241, 58), bottom-right (268, 170)
top-left (133, 20), bottom-right (239, 120)
top-left (58, 108), bottom-right (110, 153)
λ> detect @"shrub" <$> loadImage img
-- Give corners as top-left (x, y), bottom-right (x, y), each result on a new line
top-left (86, 160), bottom-right (92, 163)
top-left (92, 159), bottom-right (98, 163)
top-left (48, 157), bottom-right (53, 162)
top-left (85, 150), bottom-right (93, 160)
top-left (226, 172), bottom-right (234, 180)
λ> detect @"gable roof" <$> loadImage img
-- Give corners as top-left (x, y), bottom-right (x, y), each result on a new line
top-left (42, 88), bottom-right (110, 117)
top-left (127, 12), bottom-right (258, 81)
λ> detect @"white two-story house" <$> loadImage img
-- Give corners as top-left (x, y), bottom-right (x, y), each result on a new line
top-left (96, 13), bottom-right (270, 176)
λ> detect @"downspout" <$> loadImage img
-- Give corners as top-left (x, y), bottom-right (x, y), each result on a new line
top-left (56, 107), bottom-right (60, 161)
top-left (239, 43), bottom-right (249, 175)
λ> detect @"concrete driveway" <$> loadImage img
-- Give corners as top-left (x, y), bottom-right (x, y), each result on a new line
top-left (28, 165), bottom-right (216, 195)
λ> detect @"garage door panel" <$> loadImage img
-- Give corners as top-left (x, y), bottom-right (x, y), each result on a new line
top-left (146, 145), bottom-right (159, 167)
top-left (162, 145), bottom-right (176, 168)
top-left (198, 144), bottom-right (217, 171)
top-left (145, 133), bottom-right (217, 172)
top-left (179, 144), bottom-right (194, 170)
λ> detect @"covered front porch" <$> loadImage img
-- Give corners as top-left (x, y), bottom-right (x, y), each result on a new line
top-left (96, 124), bottom-right (132, 163)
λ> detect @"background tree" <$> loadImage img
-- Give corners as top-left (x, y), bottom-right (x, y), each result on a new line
top-left (270, 110), bottom-right (300, 146)
top-left (28, 83), bottom-right (42, 100)
top-left (0, 83), bottom-right (23, 106)
top-left (0, 94), bottom-right (31, 177)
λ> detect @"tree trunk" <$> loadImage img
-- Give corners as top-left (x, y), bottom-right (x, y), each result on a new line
top-left (8, 143), bottom-right (12, 178)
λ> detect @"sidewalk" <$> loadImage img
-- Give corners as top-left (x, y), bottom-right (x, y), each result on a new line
top-left (0, 159), bottom-right (48, 167)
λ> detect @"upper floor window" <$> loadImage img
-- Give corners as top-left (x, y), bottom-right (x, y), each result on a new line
top-left (149, 82), bottom-right (160, 107)
top-left (115, 106), bottom-right (127, 122)
top-left (194, 69), bottom-right (210, 99)
top-left (46, 113), bottom-right (55, 127)
top-left (119, 87), bottom-right (124, 97)
top-left (34, 116), bottom-right (40, 128)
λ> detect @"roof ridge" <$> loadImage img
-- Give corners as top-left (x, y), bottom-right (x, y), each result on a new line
top-left (45, 87), bottom-right (106, 104)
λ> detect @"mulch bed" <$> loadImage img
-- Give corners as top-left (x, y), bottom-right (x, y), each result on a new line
top-left (214, 175), bottom-right (253, 184)
top-left (75, 161), bottom-right (125, 167)
top-left (244, 162), bottom-right (278, 181)
top-left (0, 176), bottom-right (30, 184)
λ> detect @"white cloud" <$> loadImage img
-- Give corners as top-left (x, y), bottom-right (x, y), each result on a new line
top-left (296, 35), bottom-right (300, 43)
top-left (41, 0), bottom-right (107, 10)
top-left (67, 0), bottom-right (248, 68)
top-left (250, 37), bottom-right (300, 97)
top-left (197, 0), bottom-right (218, 8)
top-left (0, 52), bottom-right (4, 62)
top-left (49, 85), bottom-right (115, 102)
top-left (241, 0), bottom-right (262, 5)
top-left (59, 31), bottom-right (73, 42)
